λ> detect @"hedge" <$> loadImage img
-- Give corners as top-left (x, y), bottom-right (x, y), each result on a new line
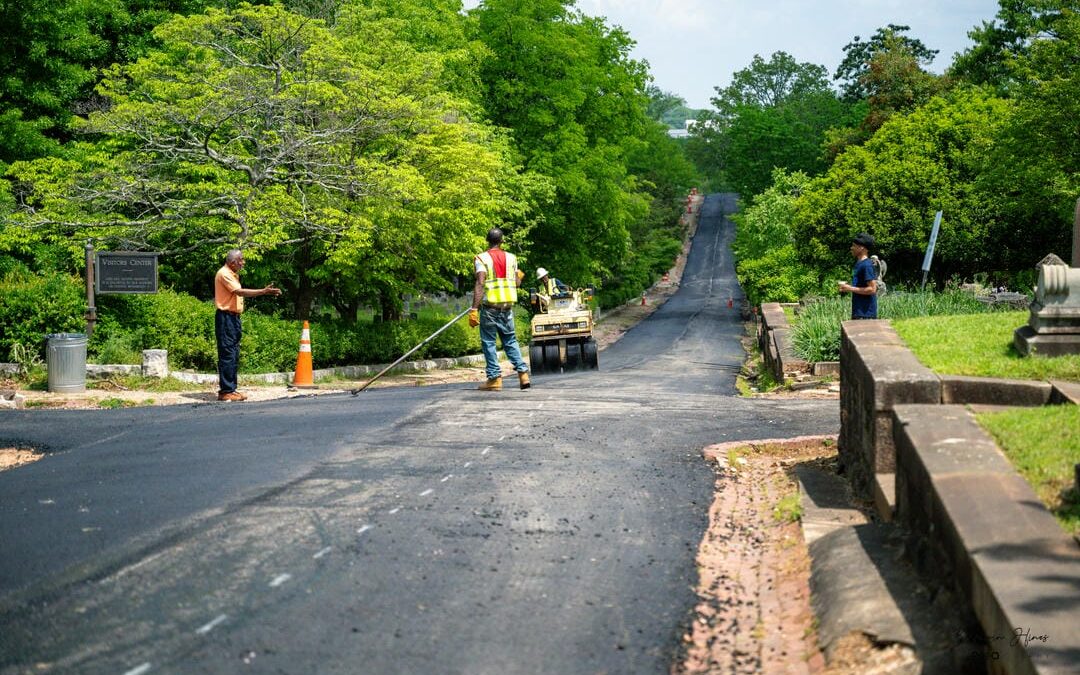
top-left (0, 271), bottom-right (533, 373)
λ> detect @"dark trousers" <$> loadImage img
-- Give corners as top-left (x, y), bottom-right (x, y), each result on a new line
top-left (215, 309), bottom-right (241, 394)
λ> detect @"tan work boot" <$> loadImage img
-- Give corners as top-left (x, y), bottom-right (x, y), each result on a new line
top-left (518, 371), bottom-right (530, 390)
top-left (478, 377), bottom-right (502, 391)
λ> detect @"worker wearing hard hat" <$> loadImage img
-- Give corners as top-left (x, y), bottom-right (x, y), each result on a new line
top-left (535, 267), bottom-right (568, 312)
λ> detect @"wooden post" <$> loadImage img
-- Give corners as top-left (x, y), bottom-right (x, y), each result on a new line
top-left (84, 241), bottom-right (96, 337)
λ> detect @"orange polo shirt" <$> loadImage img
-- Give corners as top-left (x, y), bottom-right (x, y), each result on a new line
top-left (214, 265), bottom-right (244, 313)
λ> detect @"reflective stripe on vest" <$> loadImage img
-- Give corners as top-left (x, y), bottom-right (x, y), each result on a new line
top-left (477, 250), bottom-right (518, 304)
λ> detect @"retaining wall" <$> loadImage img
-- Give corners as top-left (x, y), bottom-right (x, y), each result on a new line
top-left (892, 405), bottom-right (1080, 674)
top-left (757, 302), bottom-right (809, 382)
top-left (840, 320), bottom-right (1080, 674)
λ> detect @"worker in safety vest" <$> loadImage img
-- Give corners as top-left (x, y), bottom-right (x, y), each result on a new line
top-left (534, 267), bottom-right (569, 313)
top-left (469, 227), bottom-right (530, 391)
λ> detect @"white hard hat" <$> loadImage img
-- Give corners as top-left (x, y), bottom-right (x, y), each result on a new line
top-left (536, 267), bottom-right (548, 279)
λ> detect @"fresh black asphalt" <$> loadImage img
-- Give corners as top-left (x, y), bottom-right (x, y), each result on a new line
top-left (0, 193), bottom-right (838, 673)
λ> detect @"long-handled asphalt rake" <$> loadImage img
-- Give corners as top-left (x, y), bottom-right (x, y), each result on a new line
top-left (350, 307), bottom-right (472, 395)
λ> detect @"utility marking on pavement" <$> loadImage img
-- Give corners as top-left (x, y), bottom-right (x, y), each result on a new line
top-left (196, 614), bottom-right (228, 635)
top-left (357, 524), bottom-right (373, 535)
top-left (420, 488), bottom-right (434, 497)
top-left (388, 507), bottom-right (401, 514)
top-left (463, 462), bottom-right (472, 468)
top-left (269, 573), bottom-right (292, 588)
top-left (123, 663), bottom-right (152, 675)
top-left (313, 547), bottom-right (333, 559)
top-left (441, 474), bottom-right (452, 482)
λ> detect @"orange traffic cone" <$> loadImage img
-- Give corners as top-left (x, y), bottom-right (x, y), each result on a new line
top-left (292, 321), bottom-right (315, 388)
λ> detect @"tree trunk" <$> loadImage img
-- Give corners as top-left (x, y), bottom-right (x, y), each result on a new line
top-left (293, 242), bottom-right (315, 321)
top-left (379, 289), bottom-right (401, 322)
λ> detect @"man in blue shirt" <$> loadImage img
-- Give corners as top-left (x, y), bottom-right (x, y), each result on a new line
top-left (838, 232), bottom-right (878, 319)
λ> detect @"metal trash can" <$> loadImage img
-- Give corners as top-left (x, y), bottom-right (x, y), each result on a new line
top-left (46, 333), bottom-right (87, 393)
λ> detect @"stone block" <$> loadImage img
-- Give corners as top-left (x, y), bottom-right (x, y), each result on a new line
top-left (812, 361), bottom-right (840, 376)
top-left (1049, 379), bottom-right (1080, 405)
top-left (839, 321), bottom-right (940, 499)
top-left (141, 349), bottom-right (169, 378)
top-left (1014, 325), bottom-right (1080, 357)
top-left (0, 389), bottom-right (26, 410)
top-left (940, 375), bottom-right (1052, 406)
top-left (892, 404), bottom-right (1080, 675)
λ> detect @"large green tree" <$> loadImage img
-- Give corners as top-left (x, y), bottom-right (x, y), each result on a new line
top-left (974, 4), bottom-right (1080, 267)
top-left (793, 88), bottom-right (1015, 282)
top-left (5, 3), bottom-right (533, 320)
top-left (690, 52), bottom-right (856, 198)
top-left (949, 0), bottom-right (1076, 91)
top-left (834, 24), bottom-right (938, 102)
top-left (471, 0), bottom-right (651, 284)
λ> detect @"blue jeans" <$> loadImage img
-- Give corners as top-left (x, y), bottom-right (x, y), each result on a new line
top-left (479, 306), bottom-right (529, 379)
top-left (215, 309), bottom-right (241, 394)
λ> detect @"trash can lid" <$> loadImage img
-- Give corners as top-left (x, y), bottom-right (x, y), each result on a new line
top-left (46, 333), bottom-right (87, 340)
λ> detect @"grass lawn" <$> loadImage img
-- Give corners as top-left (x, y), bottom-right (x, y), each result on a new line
top-left (977, 406), bottom-right (1080, 537)
top-left (893, 311), bottom-right (1080, 381)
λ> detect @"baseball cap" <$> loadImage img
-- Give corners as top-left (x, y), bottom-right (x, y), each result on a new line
top-left (852, 233), bottom-right (875, 250)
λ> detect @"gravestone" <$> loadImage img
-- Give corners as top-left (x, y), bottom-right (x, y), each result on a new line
top-left (1014, 255), bottom-right (1080, 356)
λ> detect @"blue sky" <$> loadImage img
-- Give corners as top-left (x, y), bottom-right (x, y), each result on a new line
top-left (465, 0), bottom-right (1003, 109)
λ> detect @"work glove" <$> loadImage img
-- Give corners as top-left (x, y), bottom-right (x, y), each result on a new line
top-left (468, 308), bottom-right (480, 327)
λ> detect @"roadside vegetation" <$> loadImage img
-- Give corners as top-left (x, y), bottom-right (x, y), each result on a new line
top-left (1, 0), bottom-right (699, 374)
top-left (789, 287), bottom-right (1020, 364)
top-left (977, 406), bottom-right (1080, 537)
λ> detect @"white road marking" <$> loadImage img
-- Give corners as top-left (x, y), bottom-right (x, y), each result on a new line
top-left (388, 507), bottom-right (400, 514)
top-left (357, 524), bottom-right (373, 535)
top-left (122, 663), bottom-right (152, 675)
top-left (39, 499), bottom-right (55, 505)
top-left (441, 474), bottom-right (452, 482)
top-left (528, 412), bottom-right (534, 418)
top-left (196, 614), bottom-right (227, 635)
top-left (481, 447), bottom-right (491, 456)
top-left (313, 547), bottom-right (333, 559)
top-left (269, 574), bottom-right (291, 588)
top-left (420, 488), bottom-right (434, 497)
top-left (463, 462), bottom-right (472, 468)
top-left (497, 436), bottom-right (505, 442)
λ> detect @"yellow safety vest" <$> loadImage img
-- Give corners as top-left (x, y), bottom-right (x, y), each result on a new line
top-left (476, 249), bottom-right (518, 305)
top-left (540, 276), bottom-right (556, 297)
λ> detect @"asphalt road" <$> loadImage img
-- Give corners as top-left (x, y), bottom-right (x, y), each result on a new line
top-left (0, 193), bottom-right (838, 674)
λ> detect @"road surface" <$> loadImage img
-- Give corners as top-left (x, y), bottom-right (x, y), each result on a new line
top-left (0, 193), bottom-right (837, 674)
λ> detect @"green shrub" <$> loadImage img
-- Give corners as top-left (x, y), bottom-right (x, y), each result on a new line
top-left (91, 331), bottom-right (144, 365)
top-left (0, 270), bottom-right (84, 359)
top-left (242, 313), bottom-right (302, 373)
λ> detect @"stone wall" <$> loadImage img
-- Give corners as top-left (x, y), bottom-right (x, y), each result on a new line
top-left (757, 302), bottom-right (809, 383)
top-left (892, 404), bottom-right (1080, 675)
top-left (838, 320), bottom-right (940, 499)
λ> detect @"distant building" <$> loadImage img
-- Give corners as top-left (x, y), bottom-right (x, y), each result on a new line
top-left (666, 119), bottom-right (697, 139)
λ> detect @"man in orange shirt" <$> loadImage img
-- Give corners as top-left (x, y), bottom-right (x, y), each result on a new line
top-left (214, 249), bottom-right (282, 401)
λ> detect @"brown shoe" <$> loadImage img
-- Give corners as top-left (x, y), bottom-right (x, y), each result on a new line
top-left (235, 391), bottom-right (249, 401)
top-left (518, 371), bottom-right (530, 390)
top-left (217, 392), bottom-right (245, 402)
top-left (478, 377), bottom-right (502, 391)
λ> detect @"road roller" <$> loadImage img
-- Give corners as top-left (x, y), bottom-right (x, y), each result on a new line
top-left (527, 288), bottom-right (599, 374)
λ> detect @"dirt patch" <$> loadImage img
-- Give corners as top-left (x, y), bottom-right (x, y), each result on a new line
top-left (1, 447), bottom-right (43, 472)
